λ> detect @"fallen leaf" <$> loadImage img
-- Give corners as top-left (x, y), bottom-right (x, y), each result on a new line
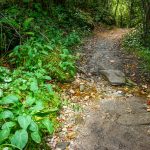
top-left (67, 132), bottom-right (76, 139)
top-left (147, 100), bottom-right (150, 105)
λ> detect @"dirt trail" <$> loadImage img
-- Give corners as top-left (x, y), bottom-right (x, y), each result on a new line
top-left (79, 27), bottom-right (129, 74)
top-left (50, 27), bottom-right (150, 150)
top-left (69, 27), bottom-right (150, 150)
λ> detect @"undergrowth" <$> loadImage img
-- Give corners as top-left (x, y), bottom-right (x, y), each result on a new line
top-left (123, 25), bottom-right (150, 72)
top-left (0, 3), bottom-right (92, 150)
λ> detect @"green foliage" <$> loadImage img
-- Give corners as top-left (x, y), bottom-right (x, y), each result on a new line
top-left (123, 26), bottom-right (150, 71)
top-left (0, 2), bottom-right (90, 149)
top-left (51, 5), bottom-right (94, 29)
top-left (0, 66), bottom-right (61, 149)
top-left (92, 5), bottom-right (115, 25)
top-left (123, 26), bottom-right (143, 48)
top-left (23, 18), bottom-right (34, 30)
top-left (11, 129), bottom-right (28, 149)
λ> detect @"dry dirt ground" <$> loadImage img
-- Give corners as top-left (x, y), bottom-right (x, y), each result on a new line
top-left (50, 27), bottom-right (150, 150)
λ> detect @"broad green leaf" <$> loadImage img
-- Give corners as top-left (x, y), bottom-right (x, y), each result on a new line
top-left (1, 95), bottom-right (19, 105)
top-left (30, 101), bottom-right (44, 113)
top-left (35, 111), bottom-right (50, 117)
top-left (29, 120), bottom-right (38, 132)
top-left (35, 108), bottom-right (58, 117)
top-left (30, 80), bottom-right (38, 92)
top-left (0, 110), bottom-right (14, 119)
top-left (20, 84), bottom-right (28, 90)
top-left (45, 84), bottom-right (53, 92)
top-left (35, 43), bottom-right (43, 49)
top-left (2, 147), bottom-right (11, 150)
top-left (42, 118), bottom-right (54, 134)
top-left (48, 108), bottom-right (58, 112)
top-left (0, 89), bottom-right (3, 97)
top-left (25, 96), bottom-right (35, 106)
top-left (4, 77), bottom-right (12, 83)
top-left (18, 115), bottom-right (31, 129)
top-left (11, 129), bottom-right (28, 149)
top-left (63, 49), bottom-right (69, 55)
top-left (25, 32), bottom-right (35, 36)
top-left (44, 45), bottom-right (53, 50)
top-left (12, 45), bottom-right (20, 55)
top-left (2, 121), bottom-right (16, 130)
top-left (0, 129), bottom-right (10, 144)
top-left (31, 131), bottom-right (41, 143)
top-left (41, 50), bottom-right (48, 55)
top-left (23, 18), bottom-right (33, 30)
top-left (43, 76), bottom-right (51, 80)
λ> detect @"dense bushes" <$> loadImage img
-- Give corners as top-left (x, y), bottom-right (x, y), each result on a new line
top-left (0, 3), bottom-right (92, 149)
top-left (123, 25), bottom-right (150, 71)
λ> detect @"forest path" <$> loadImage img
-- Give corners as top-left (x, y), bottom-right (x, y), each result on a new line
top-left (79, 27), bottom-right (128, 74)
top-left (51, 27), bottom-right (150, 150)
top-left (70, 27), bottom-right (150, 150)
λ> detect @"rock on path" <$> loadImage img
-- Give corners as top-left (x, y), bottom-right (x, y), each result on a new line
top-left (79, 27), bottom-right (128, 85)
top-left (100, 70), bottom-right (126, 85)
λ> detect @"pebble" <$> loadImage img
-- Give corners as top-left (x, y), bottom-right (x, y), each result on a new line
top-left (70, 89), bottom-right (75, 94)
top-left (147, 129), bottom-right (150, 135)
top-left (67, 132), bottom-right (76, 139)
top-left (62, 128), bottom-right (67, 132)
top-left (55, 148), bottom-right (62, 150)
top-left (110, 60), bottom-right (115, 63)
top-left (56, 142), bottom-right (70, 150)
top-left (126, 94), bottom-right (133, 97)
top-left (84, 96), bottom-right (90, 100)
top-left (114, 91), bottom-right (124, 96)
top-left (80, 83), bottom-right (85, 92)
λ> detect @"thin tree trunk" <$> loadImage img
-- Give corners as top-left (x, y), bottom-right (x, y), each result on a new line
top-left (114, 0), bottom-right (119, 18)
top-left (141, 0), bottom-right (150, 47)
top-left (129, 0), bottom-right (134, 27)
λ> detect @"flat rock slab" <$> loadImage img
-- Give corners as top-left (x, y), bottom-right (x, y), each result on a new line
top-left (117, 112), bottom-right (150, 125)
top-left (56, 142), bottom-right (70, 150)
top-left (73, 96), bottom-right (150, 150)
top-left (100, 69), bottom-right (126, 85)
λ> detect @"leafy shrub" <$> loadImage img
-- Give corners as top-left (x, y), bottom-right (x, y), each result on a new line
top-left (123, 25), bottom-right (143, 48)
top-left (0, 2), bottom-right (88, 149)
top-left (94, 7), bottom-right (115, 25)
top-left (0, 66), bottom-right (61, 149)
top-left (123, 25), bottom-right (150, 71)
top-left (8, 41), bottom-right (76, 81)
top-left (51, 5), bottom-right (94, 30)
top-left (72, 8), bottom-right (94, 28)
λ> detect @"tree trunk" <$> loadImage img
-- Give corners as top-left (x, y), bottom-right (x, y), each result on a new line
top-left (129, 0), bottom-right (134, 27)
top-left (114, 0), bottom-right (120, 18)
top-left (141, 0), bottom-right (150, 47)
